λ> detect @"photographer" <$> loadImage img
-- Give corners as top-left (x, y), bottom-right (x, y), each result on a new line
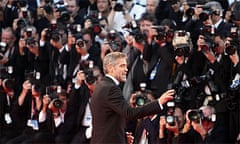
top-left (34, 87), bottom-right (69, 143)
top-left (7, 79), bottom-right (45, 143)
top-left (128, 84), bottom-right (162, 144)
top-left (182, 105), bottom-right (228, 143)
top-left (107, 0), bottom-right (133, 32)
top-left (123, 13), bottom-right (175, 101)
top-left (100, 30), bottom-right (125, 60)
top-left (66, 0), bottom-right (87, 27)
top-left (57, 63), bottom-right (102, 143)
top-left (159, 104), bottom-right (202, 144)
top-left (0, 69), bottom-right (21, 143)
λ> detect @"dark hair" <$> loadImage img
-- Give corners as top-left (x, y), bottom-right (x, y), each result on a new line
top-left (139, 12), bottom-right (158, 25)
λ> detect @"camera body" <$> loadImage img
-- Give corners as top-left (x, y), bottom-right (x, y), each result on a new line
top-left (0, 66), bottom-right (14, 91)
top-left (173, 30), bottom-right (192, 56)
top-left (135, 91), bottom-right (150, 106)
top-left (134, 83), bottom-right (151, 106)
top-left (188, 109), bottom-right (203, 123)
top-left (106, 30), bottom-right (121, 52)
top-left (165, 101), bottom-right (176, 126)
top-left (46, 85), bottom-right (64, 109)
top-left (0, 42), bottom-right (8, 60)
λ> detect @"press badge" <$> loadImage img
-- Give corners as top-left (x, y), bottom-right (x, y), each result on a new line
top-left (27, 119), bottom-right (39, 130)
top-left (4, 113), bottom-right (12, 124)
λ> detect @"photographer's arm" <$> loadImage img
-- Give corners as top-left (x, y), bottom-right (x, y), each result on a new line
top-left (18, 80), bottom-right (31, 106)
top-left (191, 121), bottom-right (207, 140)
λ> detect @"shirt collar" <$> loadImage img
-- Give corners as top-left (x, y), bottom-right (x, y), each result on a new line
top-left (106, 74), bottom-right (120, 85)
top-left (214, 19), bottom-right (223, 29)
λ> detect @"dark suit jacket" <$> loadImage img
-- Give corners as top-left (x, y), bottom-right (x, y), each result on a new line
top-left (90, 76), bottom-right (164, 144)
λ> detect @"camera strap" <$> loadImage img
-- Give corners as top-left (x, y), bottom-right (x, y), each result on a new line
top-left (149, 58), bottom-right (161, 80)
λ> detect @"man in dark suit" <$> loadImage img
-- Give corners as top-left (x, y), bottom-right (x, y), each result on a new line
top-left (90, 52), bottom-right (175, 144)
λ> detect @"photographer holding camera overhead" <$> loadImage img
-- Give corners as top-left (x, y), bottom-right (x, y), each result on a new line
top-left (7, 73), bottom-right (45, 143)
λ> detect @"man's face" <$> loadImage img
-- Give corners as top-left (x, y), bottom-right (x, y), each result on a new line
top-left (67, 0), bottom-right (79, 15)
top-left (139, 20), bottom-right (153, 36)
top-left (213, 36), bottom-right (225, 54)
top-left (1, 31), bottom-right (15, 47)
top-left (146, 0), bottom-right (158, 14)
top-left (174, 107), bottom-right (185, 129)
top-left (82, 33), bottom-right (92, 49)
top-left (97, 0), bottom-right (109, 13)
top-left (110, 57), bottom-right (128, 82)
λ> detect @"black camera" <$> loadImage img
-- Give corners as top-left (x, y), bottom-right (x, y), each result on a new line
top-left (134, 83), bottom-right (151, 106)
top-left (188, 109), bottom-right (203, 122)
top-left (165, 101), bottom-right (176, 126)
top-left (0, 42), bottom-right (8, 60)
top-left (26, 27), bottom-right (32, 37)
top-left (17, 18), bottom-right (27, 29)
top-left (152, 26), bottom-right (166, 41)
top-left (125, 21), bottom-right (146, 43)
top-left (57, 7), bottom-right (70, 23)
top-left (25, 37), bottom-right (37, 47)
top-left (0, 66), bottom-right (14, 91)
top-left (46, 85), bottom-right (64, 109)
top-left (225, 45), bottom-right (237, 55)
top-left (174, 45), bottom-right (190, 57)
top-left (106, 30), bottom-right (120, 52)
top-left (166, 115), bottom-right (177, 126)
top-left (24, 70), bottom-right (41, 84)
top-left (135, 92), bottom-right (150, 106)
top-left (114, 3), bottom-right (124, 11)
top-left (76, 39), bottom-right (85, 48)
top-left (84, 61), bottom-right (97, 85)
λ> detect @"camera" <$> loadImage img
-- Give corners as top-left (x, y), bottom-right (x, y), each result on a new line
top-left (84, 61), bottom-right (97, 85)
top-left (0, 42), bottom-right (8, 59)
top-left (17, 18), bottom-right (27, 29)
top-left (188, 109), bottom-right (203, 122)
top-left (25, 37), bottom-right (37, 47)
top-left (114, 3), bottom-right (124, 11)
top-left (151, 26), bottom-right (166, 41)
top-left (46, 85), bottom-right (64, 109)
top-left (26, 27), bottom-right (32, 37)
top-left (173, 30), bottom-right (192, 53)
top-left (57, 7), bottom-right (70, 23)
top-left (106, 30), bottom-right (120, 52)
top-left (0, 66), bottom-right (14, 91)
top-left (125, 21), bottom-right (146, 43)
top-left (76, 39), bottom-right (85, 48)
top-left (24, 70), bottom-right (41, 85)
top-left (134, 83), bottom-right (151, 106)
top-left (165, 101), bottom-right (176, 126)
top-left (225, 45), bottom-right (237, 55)
top-left (174, 44), bottom-right (190, 57)
top-left (68, 24), bottom-right (81, 34)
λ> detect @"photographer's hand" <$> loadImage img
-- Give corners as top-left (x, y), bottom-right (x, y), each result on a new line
top-left (166, 120), bottom-right (179, 137)
top-left (76, 70), bottom-right (85, 87)
top-left (191, 121), bottom-right (207, 140)
top-left (203, 50), bottom-right (216, 64)
top-left (158, 89), bottom-right (175, 105)
top-left (18, 80), bottom-right (31, 106)
top-left (159, 116), bottom-right (166, 138)
top-left (101, 42), bottom-right (111, 61)
top-left (229, 51), bottom-right (239, 66)
top-left (42, 95), bottom-right (50, 113)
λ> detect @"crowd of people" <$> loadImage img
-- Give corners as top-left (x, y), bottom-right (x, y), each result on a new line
top-left (0, 0), bottom-right (240, 143)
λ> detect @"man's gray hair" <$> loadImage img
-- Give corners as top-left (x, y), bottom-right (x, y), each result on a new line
top-left (103, 52), bottom-right (126, 74)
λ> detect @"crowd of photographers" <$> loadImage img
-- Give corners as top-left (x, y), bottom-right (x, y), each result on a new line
top-left (0, 0), bottom-right (240, 143)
